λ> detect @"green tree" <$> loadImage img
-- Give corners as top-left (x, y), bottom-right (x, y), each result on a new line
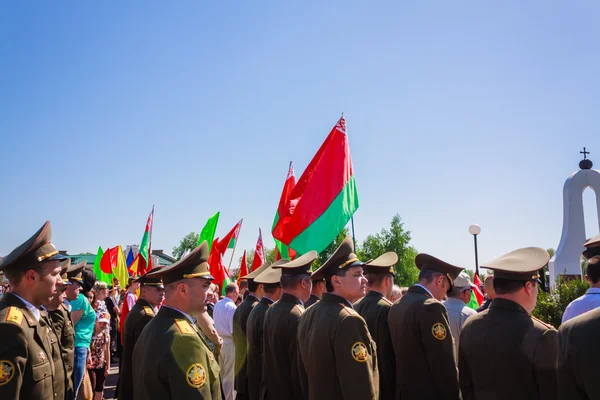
top-left (360, 214), bottom-right (418, 286)
top-left (172, 232), bottom-right (199, 260)
top-left (312, 228), bottom-right (351, 270)
top-left (533, 278), bottom-right (589, 328)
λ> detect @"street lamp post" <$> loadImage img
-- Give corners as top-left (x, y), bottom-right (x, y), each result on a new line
top-left (469, 224), bottom-right (481, 276)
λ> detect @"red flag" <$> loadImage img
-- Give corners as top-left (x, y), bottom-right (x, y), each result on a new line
top-left (221, 219), bottom-right (243, 251)
top-left (272, 116), bottom-right (358, 254)
top-left (100, 246), bottom-right (118, 273)
top-left (250, 229), bottom-right (265, 272)
top-left (472, 274), bottom-right (485, 306)
top-left (208, 237), bottom-right (231, 292)
top-left (238, 250), bottom-right (248, 285)
top-left (272, 162), bottom-right (297, 260)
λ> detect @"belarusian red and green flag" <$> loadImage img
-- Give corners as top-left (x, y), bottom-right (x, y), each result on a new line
top-left (272, 162), bottom-right (297, 260)
top-left (223, 219), bottom-right (243, 250)
top-left (272, 116), bottom-right (359, 254)
top-left (130, 206), bottom-right (154, 276)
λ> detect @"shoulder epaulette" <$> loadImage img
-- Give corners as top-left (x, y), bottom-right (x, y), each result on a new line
top-left (341, 305), bottom-right (358, 317)
top-left (143, 306), bottom-right (155, 316)
top-left (530, 315), bottom-right (555, 330)
top-left (381, 297), bottom-right (393, 306)
top-left (294, 304), bottom-right (305, 314)
top-left (174, 318), bottom-right (196, 335)
top-left (4, 306), bottom-right (24, 325)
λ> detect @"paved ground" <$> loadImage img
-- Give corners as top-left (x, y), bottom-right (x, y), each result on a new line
top-left (103, 360), bottom-right (119, 400)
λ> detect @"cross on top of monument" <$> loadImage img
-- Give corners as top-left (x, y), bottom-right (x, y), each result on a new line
top-left (579, 147), bottom-right (593, 170)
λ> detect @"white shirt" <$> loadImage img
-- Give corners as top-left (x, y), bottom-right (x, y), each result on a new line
top-left (562, 287), bottom-right (600, 323)
top-left (11, 293), bottom-right (41, 321)
top-left (126, 292), bottom-right (137, 309)
top-left (443, 297), bottom-right (477, 359)
top-left (213, 297), bottom-right (237, 338)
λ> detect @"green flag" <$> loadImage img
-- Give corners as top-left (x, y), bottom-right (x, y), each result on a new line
top-left (466, 290), bottom-right (479, 310)
top-left (198, 211), bottom-right (220, 253)
top-left (93, 246), bottom-right (112, 285)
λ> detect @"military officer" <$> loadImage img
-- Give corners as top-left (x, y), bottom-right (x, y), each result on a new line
top-left (132, 242), bottom-right (221, 399)
top-left (459, 247), bottom-right (557, 400)
top-left (262, 252), bottom-right (316, 400)
top-left (232, 261), bottom-right (270, 400)
top-left (388, 253), bottom-right (463, 400)
top-left (305, 271), bottom-right (325, 308)
top-left (246, 262), bottom-right (283, 400)
top-left (297, 236), bottom-right (379, 400)
top-left (354, 252), bottom-right (398, 400)
top-left (117, 269), bottom-right (165, 400)
top-left (45, 259), bottom-right (83, 400)
top-left (0, 221), bottom-right (69, 400)
top-left (558, 263), bottom-right (600, 399)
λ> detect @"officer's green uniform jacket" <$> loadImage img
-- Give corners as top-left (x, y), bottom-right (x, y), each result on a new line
top-left (304, 294), bottom-right (319, 308)
top-left (48, 302), bottom-right (75, 400)
top-left (246, 296), bottom-right (273, 400)
top-left (118, 298), bottom-right (156, 400)
top-left (459, 298), bottom-right (558, 400)
top-left (132, 305), bottom-right (221, 400)
top-left (297, 292), bottom-right (379, 400)
top-left (232, 294), bottom-right (259, 399)
top-left (354, 290), bottom-right (395, 400)
top-left (43, 308), bottom-right (65, 400)
top-left (387, 285), bottom-right (458, 400)
top-left (0, 292), bottom-right (62, 400)
top-left (261, 293), bottom-right (307, 400)
top-left (558, 306), bottom-right (600, 399)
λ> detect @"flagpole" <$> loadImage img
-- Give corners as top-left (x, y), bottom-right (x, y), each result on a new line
top-left (227, 238), bottom-right (239, 275)
top-left (351, 216), bottom-right (356, 250)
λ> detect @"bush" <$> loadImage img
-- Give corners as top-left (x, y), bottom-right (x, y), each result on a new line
top-left (532, 279), bottom-right (589, 328)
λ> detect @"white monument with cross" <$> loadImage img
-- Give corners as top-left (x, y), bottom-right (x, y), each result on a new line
top-left (549, 148), bottom-right (600, 287)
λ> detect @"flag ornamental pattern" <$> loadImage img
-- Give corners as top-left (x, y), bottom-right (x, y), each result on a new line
top-left (271, 162), bottom-right (297, 259)
top-left (272, 116), bottom-right (359, 254)
top-left (238, 249), bottom-right (248, 286)
top-left (250, 229), bottom-right (265, 272)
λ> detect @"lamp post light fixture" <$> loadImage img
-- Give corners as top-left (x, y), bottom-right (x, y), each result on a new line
top-left (469, 224), bottom-right (481, 276)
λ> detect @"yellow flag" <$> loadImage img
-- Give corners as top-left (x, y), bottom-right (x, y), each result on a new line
top-left (114, 246), bottom-right (130, 289)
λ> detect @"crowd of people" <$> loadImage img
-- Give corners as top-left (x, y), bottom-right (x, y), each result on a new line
top-left (2, 220), bottom-right (600, 400)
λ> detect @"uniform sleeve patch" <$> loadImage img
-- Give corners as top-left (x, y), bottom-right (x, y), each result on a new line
top-left (186, 363), bottom-right (206, 388)
top-left (432, 323), bottom-right (447, 340)
top-left (143, 306), bottom-right (155, 316)
top-left (5, 307), bottom-right (23, 325)
top-left (351, 342), bottom-right (368, 362)
top-left (0, 360), bottom-right (15, 386)
top-left (174, 319), bottom-right (196, 335)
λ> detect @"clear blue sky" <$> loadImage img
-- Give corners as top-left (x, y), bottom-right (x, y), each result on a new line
top-left (2, 1), bottom-right (599, 271)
